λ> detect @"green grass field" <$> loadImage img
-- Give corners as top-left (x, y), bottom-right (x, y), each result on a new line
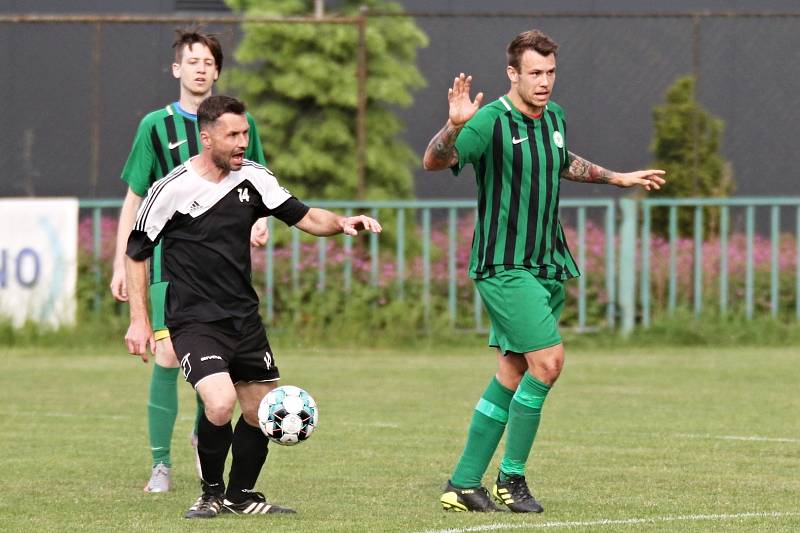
top-left (1, 343), bottom-right (798, 532)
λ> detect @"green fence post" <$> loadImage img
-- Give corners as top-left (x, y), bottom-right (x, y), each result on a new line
top-left (619, 199), bottom-right (638, 335)
top-left (317, 237), bottom-right (326, 290)
top-left (92, 207), bottom-right (102, 314)
top-left (668, 206), bottom-right (678, 313)
top-left (291, 227), bottom-right (300, 294)
top-left (422, 208), bottom-right (431, 326)
top-left (719, 206), bottom-right (729, 314)
top-left (448, 208), bottom-right (457, 326)
top-left (640, 203), bottom-right (651, 328)
top-left (770, 206), bottom-right (780, 318)
top-left (577, 206), bottom-right (587, 330)
top-left (694, 206), bottom-right (703, 318)
top-left (397, 208), bottom-right (405, 300)
top-left (370, 208), bottom-right (379, 288)
top-left (604, 202), bottom-right (616, 328)
top-left (746, 206), bottom-right (755, 319)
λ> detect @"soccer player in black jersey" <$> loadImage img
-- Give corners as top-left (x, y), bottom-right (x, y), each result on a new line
top-left (111, 28), bottom-right (270, 493)
top-left (125, 95), bottom-right (381, 519)
top-left (423, 30), bottom-right (665, 513)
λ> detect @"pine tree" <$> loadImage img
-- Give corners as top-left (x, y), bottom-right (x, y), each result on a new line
top-left (650, 75), bottom-right (733, 235)
top-left (223, 0), bottom-right (428, 200)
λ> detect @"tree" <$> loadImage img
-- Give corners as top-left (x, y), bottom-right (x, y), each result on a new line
top-left (223, 0), bottom-right (428, 200)
top-left (650, 75), bottom-right (733, 235)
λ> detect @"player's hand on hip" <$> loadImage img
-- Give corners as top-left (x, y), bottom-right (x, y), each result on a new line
top-left (125, 321), bottom-right (155, 363)
top-left (448, 73), bottom-right (484, 126)
top-left (110, 266), bottom-right (128, 302)
top-left (341, 215), bottom-right (382, 236)
top-left (616, 169), bottom-right (666, 191)
top-left (250, 217), bottom-right (269, 247)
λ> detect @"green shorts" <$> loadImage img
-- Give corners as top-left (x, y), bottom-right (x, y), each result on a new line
top-left (475, 269), bottom-right (565, 354)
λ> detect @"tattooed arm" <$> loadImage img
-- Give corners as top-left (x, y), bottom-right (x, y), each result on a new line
top-left (561, 151), bottom-right (667, 191)
top-left (422, 121), bottom-right (463, 171)
top-left (423, 73), bottom-right (484, 171)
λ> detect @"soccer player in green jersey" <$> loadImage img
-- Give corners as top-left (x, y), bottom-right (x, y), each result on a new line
top-left (110, 29), bottom-right (270, 493)
top-left (423, 29), bottom-right (666, 513)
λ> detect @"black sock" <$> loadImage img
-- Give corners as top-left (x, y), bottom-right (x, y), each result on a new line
top-left (226, 415), bottom-right (269, 502)
top-left (197, 412), bottom-right (233, 495)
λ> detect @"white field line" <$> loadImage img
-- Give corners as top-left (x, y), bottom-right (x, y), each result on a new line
top-left (675, 433), bottom-right (800, 443)
top-left (418, 511), bottom-right (800, 533)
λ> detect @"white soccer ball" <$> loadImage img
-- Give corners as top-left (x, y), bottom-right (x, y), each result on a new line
top-left (257, 385), bottom-right (318, 446)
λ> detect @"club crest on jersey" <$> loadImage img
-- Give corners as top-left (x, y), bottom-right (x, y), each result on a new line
top-left (552, 131), bottom-right (564, 148)
top-left (238, 187), bottom-right (250, 203)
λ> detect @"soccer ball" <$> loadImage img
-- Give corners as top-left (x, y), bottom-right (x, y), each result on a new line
top-left (257, 385), bottom-right (318, 446)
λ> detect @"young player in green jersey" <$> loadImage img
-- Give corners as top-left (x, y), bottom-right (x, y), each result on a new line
top-left (110, 29), bottom-right (269, 493)
top-left (423, 29), bottom-right (666, 513)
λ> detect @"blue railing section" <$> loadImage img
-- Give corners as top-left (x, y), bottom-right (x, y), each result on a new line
top-left (79, 197), bottom-right (799, 332)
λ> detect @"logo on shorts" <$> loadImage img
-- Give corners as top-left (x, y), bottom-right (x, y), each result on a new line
top-left (200, 355), bottom-right (223, 362)
top-left (552, 131), bottom-right (564, 148)
top-left (181, 352), bottom-right (192, 379)
top-left (264, 351), bottom-right (273, 369)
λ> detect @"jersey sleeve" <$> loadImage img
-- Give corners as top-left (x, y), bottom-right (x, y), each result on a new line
top-left (452, 108), bottom-right (493, 176)
top-left (249, 166), bottom-right (310, 226)
top-left (245, 113), bottom-right (267, 166)
top-left (125, 178), bottom-right (178, 260)
top-left (120, 116), bottom-right (157, 197)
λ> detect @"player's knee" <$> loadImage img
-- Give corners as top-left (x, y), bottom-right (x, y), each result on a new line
top-left (204, 397), bottom-right (235, 426)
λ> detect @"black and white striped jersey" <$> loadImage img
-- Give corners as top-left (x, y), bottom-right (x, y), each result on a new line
top-left (126, 158), bottom-right (309, 328)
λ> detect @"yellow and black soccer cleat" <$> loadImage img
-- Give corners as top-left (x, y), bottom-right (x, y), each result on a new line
top-left (493, 474), bottom-right (544, 513)
top-left (440, 480), bottom-right (499, 512)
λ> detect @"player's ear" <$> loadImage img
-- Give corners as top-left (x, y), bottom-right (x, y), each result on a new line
top-left (200, 129), bottom-right (212, 149)
top-left (171, 62), bottom-right (181, 80)
top-left (506, 65), bottom-right (519, 83)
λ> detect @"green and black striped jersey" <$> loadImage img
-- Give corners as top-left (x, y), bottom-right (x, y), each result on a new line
top-left (121, 102), bottom-right (266, 196)
top-left (453, 95), bottom-right (579, 281)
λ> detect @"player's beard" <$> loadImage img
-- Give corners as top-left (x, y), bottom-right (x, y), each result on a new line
top-left (211, 150), bottom-right (233, 173)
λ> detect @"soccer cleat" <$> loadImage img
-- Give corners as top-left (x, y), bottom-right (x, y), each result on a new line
top-left (440, 480), bottom-right (499, 512)
top-left (492, 474), bottom-right (544, 513)
top-left (189, 431), bottom-right (202, 478)
top-left (185, 491), bottom-right (223, 519)
top-left (143, 463), bottom-right (171, 493)
top-left (221, 490), bottom-right (296, 515)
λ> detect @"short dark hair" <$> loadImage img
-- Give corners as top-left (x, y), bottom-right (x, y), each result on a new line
top-left (506, 30), bottom-right (559, 71)
top-left (173, 27), bottom-right (224, 73)
top-left (198, 95), bottom-right (246, 131)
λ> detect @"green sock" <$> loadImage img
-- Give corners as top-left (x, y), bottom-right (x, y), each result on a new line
top-left (147, 364), bottom-right (179, 467)
top-left (193, 393), bottom-right (205, 436)
top-left (450, 377), bottom-right (514, 488)
top-left (499, 372), bottom-right (550, 478)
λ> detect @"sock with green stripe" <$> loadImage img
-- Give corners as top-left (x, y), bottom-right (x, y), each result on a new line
top-left (450, 377), bottom-right (515, 488)
top-left (147, 364), bottom-right (179, 467)
top-left (499, 372), bottom-right (551, 478)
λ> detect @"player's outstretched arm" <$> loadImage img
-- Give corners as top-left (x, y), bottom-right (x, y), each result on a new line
top-left (422, 73), bottom-right (484, 171)
top-left (124, 256), bottom-right (155, 362)
top-left (110, 189), bottom-right (144, 301)
top-left (561, 151), bottom-right (666, 191)
top-left (295, 208), bottom-right (382, 237)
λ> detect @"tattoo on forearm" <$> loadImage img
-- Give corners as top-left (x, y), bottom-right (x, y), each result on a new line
top-left (424, 123), bottom-right (462, 169)
top-left (561, 151), bottom-right (613, 184)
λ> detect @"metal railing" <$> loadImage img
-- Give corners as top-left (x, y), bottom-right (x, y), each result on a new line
top-left (79, 196), bottom-right (799, 333)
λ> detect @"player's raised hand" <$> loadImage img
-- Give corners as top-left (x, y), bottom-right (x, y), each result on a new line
top-left (341, 215), bottom-right (382, 236)
top-left (615, 169), bottom-right (666, 191)
top-left (448, 73), bottom-right (484, 126)
top-left (125, 320), bottom-right (155, 363)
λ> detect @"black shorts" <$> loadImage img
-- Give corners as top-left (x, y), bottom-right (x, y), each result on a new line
top-left (170, 314), bottom-right (280, 388)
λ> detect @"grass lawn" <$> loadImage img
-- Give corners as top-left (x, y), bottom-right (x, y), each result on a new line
top-left (1, 343), bottom-right (798, 532)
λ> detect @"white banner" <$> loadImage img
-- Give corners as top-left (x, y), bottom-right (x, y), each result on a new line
top-left (0, 198), bottom-right (78, 328)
